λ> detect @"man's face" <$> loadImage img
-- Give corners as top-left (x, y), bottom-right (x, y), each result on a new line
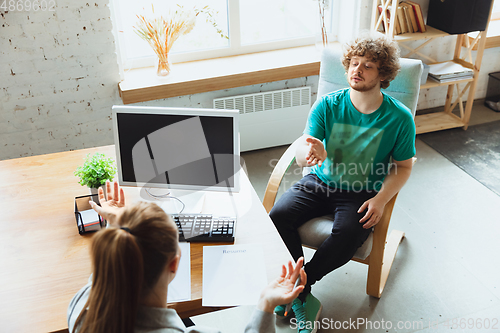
top-left (347, 56), bottom-right (383, 92)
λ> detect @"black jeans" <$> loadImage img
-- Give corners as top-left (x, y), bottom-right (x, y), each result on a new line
top-left (270, 174), bottom-right (377, 293)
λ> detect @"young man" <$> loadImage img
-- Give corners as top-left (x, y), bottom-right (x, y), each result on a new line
top-left (270, 36), bottom-right (416, 333)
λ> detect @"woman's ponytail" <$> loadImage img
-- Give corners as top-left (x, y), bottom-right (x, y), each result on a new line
top-left (74, 228), bottom-right (143, 333)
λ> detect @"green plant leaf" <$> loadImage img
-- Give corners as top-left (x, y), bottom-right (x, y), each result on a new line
top-left (74, 152), bottom-right (117, 188)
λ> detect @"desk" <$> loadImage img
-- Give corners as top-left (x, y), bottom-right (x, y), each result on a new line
top-left (0, 146), bottom-right (292, 333)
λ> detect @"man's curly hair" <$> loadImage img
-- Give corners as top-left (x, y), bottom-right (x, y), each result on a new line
top-left (341, 36), bottom-right (401, 89)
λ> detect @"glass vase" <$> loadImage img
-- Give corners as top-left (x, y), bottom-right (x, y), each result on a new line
top-left (157, 56), bottom-right (171, 76)
top-left (315, 29), bottom-right (329, 50)
top-left (315, 0), bottom-right (330, 50)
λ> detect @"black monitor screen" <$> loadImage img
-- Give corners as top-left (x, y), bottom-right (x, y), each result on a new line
top-left (113, 107), bottom-right (239, 190)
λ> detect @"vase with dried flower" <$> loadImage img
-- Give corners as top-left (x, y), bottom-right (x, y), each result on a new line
top-left (316, 0), bottom-right (329, 49)
top-left (134, 4), bottom-right (228, 76)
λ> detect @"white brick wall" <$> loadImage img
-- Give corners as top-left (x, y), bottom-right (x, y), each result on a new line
top-left (1, 1), bottom-right (121, 160)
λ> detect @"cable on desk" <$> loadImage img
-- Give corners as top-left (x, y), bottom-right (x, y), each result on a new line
top-left (145, 188), bottom-right (186, 214)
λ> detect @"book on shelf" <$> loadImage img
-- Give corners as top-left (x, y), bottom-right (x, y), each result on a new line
top-left (401, 3), bottom-right (418, 32)
top-left (403, 4), bottom-right (414, 33)
top-left (376, 1), bottom-right (426, 35)
top-left (377, 5), bottom-right (401, 35)
top-left (427, 61), bottom-right (474, 82)
top-left (397, 5), bottom-right (408, 34)
top-left (376, 5), bottom-right (386, 33)
top-left (430, 72), bottom-right (473, 80)
top-left (428, 61), bottom-right (473, 77)
top-left (401, 2), bottom-right (418, 32)
top-left (403, 0), bottom-right (426, 32)
top-left (429, 74), bottom-right (473, 83)
top-left (394, 8), bottom-right (402, 35)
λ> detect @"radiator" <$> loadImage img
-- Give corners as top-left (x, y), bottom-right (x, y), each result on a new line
top-left (213, 87), bottom-right (311, 152)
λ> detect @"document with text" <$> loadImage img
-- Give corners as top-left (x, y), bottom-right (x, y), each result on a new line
top-left (167, 242), bottom-right (191, 303)
top-left (202, 244), bottom-right (267, 306)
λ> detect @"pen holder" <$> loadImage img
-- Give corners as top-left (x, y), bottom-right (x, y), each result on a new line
top-left (74, 194), bottom-right (106, 235)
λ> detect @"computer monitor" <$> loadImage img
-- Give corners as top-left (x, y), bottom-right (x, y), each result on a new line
top-left (112, 105), bottom-right (240, 193)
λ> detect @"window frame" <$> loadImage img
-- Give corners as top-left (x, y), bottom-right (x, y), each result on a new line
top-left (110, 0), bottom-right (340, 72)
top-left (463, 0), bottom-right (500, 50)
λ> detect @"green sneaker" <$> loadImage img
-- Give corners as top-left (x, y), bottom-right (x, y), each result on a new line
top-left (274, 304), bottom-right (287, 318)
top-left (292, 294), bottom-right (322, 333)
top-left (274, 300), bottom-right (298, 319)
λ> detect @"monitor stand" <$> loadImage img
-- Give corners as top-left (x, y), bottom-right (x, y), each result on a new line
top-left (158, 190), bottom-right (206, 215)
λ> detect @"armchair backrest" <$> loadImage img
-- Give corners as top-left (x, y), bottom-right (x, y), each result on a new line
top-left (317, 48), bottom-right (423, 117)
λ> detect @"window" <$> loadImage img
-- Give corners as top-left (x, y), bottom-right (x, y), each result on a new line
top-left (488, 0), bottom-right (500, 39)
top-left (110, 0), bottom-right (346, 70)
top-left (464, 0), bottom-right (500, 50)
top-left (238, 0), bottom-right (318, 45)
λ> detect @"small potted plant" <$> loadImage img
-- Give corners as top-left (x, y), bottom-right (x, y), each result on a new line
top-left (74, 153), bottom-right (117, 198)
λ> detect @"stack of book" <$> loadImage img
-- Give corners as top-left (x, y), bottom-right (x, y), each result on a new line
top-left (378, 0), bottom-right (426, 35)
top-left (428, 61), bottom-right (474, 83)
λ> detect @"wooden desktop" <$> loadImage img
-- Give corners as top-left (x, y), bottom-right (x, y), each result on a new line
top-left (0, 145), bottom-right (292, 333)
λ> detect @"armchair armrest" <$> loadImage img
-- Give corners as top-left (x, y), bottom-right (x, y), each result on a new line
top-left (375, 156), bottom-right (416, 232)
top-left (262, 139), bottom-right (300, 213)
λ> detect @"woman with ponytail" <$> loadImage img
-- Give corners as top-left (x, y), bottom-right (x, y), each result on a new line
top-left (67, 181), bottom-right (306, 333)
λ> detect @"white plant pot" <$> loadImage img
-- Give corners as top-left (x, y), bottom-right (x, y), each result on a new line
top-left (90, 185), bottom-right (107, 203)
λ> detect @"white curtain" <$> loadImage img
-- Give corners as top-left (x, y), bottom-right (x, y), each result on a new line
top-left (333, 0), bottom-right (365, 44)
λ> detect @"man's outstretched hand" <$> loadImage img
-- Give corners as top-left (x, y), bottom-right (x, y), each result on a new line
top-left (89, 180), bottom-right (126, 225)
top-left (305, 137), bottom-right (327, 167)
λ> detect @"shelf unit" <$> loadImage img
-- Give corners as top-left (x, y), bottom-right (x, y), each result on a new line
top-left (371, 0), bottom-right (495, 134)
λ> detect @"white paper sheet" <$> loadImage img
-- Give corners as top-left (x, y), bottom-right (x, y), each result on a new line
top-left (428, 61), bottom-right (473, 77)
top-left (79, 209), bottom-right (100, 225)
top-left (167, 242), bottom-right (191, 303)
top-left (202, 244), bottom-right (267, 306)
top-left (78, 209), bottom-right (101, 231)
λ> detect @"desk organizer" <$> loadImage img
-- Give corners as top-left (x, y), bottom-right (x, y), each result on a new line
top-left (74, 194), bottom-right (106, 234)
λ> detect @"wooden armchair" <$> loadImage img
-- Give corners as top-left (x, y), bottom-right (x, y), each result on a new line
top-left (263, 48), bottom-right (423, 298)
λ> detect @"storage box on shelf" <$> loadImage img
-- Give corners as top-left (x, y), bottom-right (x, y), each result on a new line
top-left (371, 0), bottom-right (495, 134)
top-left (485, 71), bottom-right (500, 111)
top-left (427, 0), bottom-right (493, 35)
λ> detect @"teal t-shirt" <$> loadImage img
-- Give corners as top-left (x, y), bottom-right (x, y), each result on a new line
top-left (304, 88), bottom-right (416, 191)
